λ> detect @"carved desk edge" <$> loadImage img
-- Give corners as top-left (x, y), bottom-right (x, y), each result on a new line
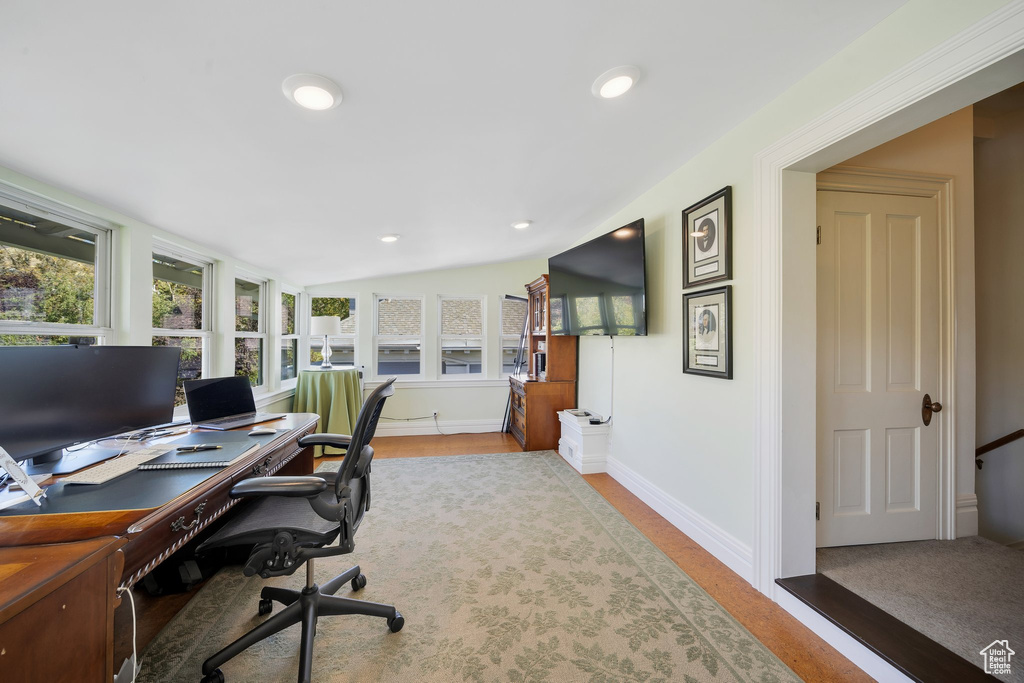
top-left (119, 414), bottom-right (318, 588)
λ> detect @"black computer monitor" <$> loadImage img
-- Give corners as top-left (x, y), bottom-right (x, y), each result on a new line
top-left (0, 345), bottom-right (181, 465)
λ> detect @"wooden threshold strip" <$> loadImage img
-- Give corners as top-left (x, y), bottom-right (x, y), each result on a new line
top-left (776, 574), bottom-right (995, 682)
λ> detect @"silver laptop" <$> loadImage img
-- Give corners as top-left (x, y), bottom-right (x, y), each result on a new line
top-left (183, 376), bottom-right (285, 430)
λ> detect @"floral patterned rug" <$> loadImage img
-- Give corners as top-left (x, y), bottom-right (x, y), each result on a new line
top-left (139, 452), bottom-right (799, 682)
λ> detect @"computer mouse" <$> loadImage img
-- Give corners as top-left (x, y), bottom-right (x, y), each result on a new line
top-left (248, 427), bottom-right (277, 436)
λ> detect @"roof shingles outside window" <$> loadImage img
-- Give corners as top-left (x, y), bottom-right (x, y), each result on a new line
top-left (441, 298), bottom-right (482, 336)
top-left (377, 298), bottom-right (421, 335)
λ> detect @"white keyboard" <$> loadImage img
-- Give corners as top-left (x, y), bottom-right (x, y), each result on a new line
top-left (62, 446), bottom-right (176, 485)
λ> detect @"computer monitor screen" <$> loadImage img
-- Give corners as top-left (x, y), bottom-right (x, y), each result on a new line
top-left (0, 345), bottom-right (181, 462)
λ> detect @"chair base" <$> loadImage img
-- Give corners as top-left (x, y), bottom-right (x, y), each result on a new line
top-left (201, 563), bottom-right (402, 683)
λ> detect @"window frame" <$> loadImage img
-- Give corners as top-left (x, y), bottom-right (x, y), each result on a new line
top-left (280, 286), bottom-right (301, 387)
top-left (306, 293), bottom-right (358, 371)
top-left (499, 295), bottom-right (528, 378)
top-left (233, 270), bottom-right (268, 391)
top-left (372, 293), bottom-right (424, 381)
top-left (151, 240), bottom-right (213, 412)
top-left (437, 294), bottom-right (486, 379)
top-left (0, 190), bottom-right (114, 345)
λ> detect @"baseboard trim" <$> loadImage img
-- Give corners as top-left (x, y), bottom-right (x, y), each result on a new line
top-left (1007, 539), bottom-right (1024, 551)
top-left (956, 493), bottom-right (979, 537)
top-left (605, 456), bottom-right (754, 583)
top-left (374, 419), bottom-right (502, 437)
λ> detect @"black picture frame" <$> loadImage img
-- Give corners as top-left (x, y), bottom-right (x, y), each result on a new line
top-left (683, 285), bottom-right (732, 379)
top-left (682, 186), bottom-right (732, 288)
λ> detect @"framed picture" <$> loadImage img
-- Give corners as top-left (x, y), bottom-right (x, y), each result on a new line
top-left (683, 285), bottom-right (732, 379)
top-left (682, 186), bottom-right (731, 288)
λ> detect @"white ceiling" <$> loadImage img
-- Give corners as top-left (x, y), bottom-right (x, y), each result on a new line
top-left (0, 1), bottom-right (904, 286)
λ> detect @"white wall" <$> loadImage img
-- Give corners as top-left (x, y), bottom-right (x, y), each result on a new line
top-left (839, 106), bottom-right (978, 534)
top-left (573, 0), bottom-right (1010, 573)
top-left (306, 259), bottom-right (547, 431)
top-left (975, 104), bottom-right (1024, 546)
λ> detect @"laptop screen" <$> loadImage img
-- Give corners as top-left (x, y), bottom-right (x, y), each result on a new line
top-left (184, 376), bottom-right (258, 423)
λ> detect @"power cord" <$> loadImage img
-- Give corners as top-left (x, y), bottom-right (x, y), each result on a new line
top-left (598, 336), bottom-right (614, 425)
top-left (116, 586), bottom-right (138, 682)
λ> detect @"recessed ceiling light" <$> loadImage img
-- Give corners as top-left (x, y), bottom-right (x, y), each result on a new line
top-left (379, 234), bottom-right (400, 243)
top-left (591, 66), bottom-right (640, 99)
top-left (282, 74), bottom-right (343, 110)
top-left (511, 220), bottom-right (532, 230)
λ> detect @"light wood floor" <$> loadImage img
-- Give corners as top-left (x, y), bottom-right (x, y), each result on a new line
top-left (350, 433), bottom-right (871, 682)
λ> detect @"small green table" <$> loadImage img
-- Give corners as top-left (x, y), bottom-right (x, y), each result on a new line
top-left (293, 368), bottom-right (362, 457)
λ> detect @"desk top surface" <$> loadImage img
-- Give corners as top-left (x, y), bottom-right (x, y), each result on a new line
top-left (0, 413), bottom-right (317, 525)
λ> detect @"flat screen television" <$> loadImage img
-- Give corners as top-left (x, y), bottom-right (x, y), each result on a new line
top-left (547, 219), bottom-right (647, 336)
top-left (0, 345), bottom-right (181, 464)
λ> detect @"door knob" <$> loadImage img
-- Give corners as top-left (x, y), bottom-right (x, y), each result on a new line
top-left (922, 393), bottom-right (942, 426)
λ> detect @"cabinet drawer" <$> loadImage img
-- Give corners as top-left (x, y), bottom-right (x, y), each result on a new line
top-left (510, 390), bottom-right (526, 413)
top-left (511, 407), bottom-right (526, 434)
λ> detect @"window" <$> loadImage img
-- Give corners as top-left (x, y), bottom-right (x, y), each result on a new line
top-left (0, 200), bottom-right (110, 346)
top-left (234, 275), bottom-right (266, 388)
top-left (373, 295), bottom-right (422, 378)
top-left (309, 295), bottom-right (356, 367)
top-left (500, 296), bottom-right (528, 375)
top-left (439, 296), bottom-right (484, 377)
top-left (152, 246), bottom-right (211, 406)
top-left (281, 289), bottom-right (300, 381)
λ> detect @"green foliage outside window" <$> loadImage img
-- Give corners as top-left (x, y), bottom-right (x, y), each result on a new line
top-left (1, 244), bottom-right (94, 346)
top-left (311, 296), bottom-right (350, 320)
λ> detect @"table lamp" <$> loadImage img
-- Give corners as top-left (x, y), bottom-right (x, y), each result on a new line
top-left (310, 316), bottom-right (343, 369)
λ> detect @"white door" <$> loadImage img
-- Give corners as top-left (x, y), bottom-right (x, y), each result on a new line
top-left (816, 190), bottom-right (942, 547)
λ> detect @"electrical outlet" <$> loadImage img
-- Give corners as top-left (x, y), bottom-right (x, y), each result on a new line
top-left (432, 411), bottom-right (438, 419)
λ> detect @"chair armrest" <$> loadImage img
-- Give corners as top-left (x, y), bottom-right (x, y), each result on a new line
top-left (230, 476), bottom-right (328, 499)
top-left (297, 433), bottom-right (352, 449)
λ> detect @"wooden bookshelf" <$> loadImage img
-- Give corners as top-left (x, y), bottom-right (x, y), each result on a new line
top-left (509, 275), bottom-right (577, 450)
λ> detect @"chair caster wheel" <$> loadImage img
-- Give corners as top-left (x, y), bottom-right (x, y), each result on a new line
top-left (351, 573), bottom-right (367, 591)
top-left (201, 669), bottom-right (225, 683)
top-left (387, 611), bottom-right (404, 633)
top-left (258, 598), bottom-right (273, 616)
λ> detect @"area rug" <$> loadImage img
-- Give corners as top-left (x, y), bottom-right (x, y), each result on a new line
top-left (818, 537), bottom-right (1024, 680)
top-left (139, 452), bottom-right (799, 682)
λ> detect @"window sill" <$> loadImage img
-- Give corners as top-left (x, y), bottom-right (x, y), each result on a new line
top-left (254, 386), bottom-right (297, 409)
top-left (364, 378), bottom-right (510, 389)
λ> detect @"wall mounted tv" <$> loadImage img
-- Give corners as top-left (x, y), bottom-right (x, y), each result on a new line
top-left (548, 218), bottom-right (647, 336)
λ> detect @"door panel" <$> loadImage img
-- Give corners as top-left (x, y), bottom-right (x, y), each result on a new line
top-left (817, 190), bottom-right (940, 547)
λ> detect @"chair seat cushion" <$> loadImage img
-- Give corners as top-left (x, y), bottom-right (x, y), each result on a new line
top-left (199, 494), bottom-right (340, 552)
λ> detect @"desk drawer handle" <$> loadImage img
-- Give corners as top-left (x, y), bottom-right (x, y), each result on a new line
top-left (171, 501), bottom-right (207, 532)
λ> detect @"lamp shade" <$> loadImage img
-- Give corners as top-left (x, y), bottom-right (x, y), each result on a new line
top-left (310, 316), bottom-right (343, 336)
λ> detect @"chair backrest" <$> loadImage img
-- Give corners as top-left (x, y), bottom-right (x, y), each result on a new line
top-left (334, 377), bottom-right (395, 496)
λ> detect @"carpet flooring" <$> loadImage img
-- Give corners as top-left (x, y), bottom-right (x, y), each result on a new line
top-left (138, 451), bottom-right (799, 682)
top-left (817, 536), bottom-right (1024, 680)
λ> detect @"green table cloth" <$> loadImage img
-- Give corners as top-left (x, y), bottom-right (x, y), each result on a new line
top-left (293, 368), bottom-right (363, 457)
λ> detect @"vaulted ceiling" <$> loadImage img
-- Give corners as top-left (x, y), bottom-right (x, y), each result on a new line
top-left (0, 1), bottom-right (904, 285)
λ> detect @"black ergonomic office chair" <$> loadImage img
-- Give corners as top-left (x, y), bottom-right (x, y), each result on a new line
top-left (197, 377), bottom-right (400, 683)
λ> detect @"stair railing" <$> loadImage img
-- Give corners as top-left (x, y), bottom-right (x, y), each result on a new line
top-left (976, 429), bottom-right (1024, 469)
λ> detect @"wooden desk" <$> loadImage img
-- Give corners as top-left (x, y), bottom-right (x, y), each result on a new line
top-left (0, 413), bottom-right (318, 589)
top-left (0, 537), bottom-right (125, 682)
top-left (0, 415), bottom-right (318, 682)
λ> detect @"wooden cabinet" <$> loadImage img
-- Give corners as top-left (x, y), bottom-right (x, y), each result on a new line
top-left (509, 275), bottom-right (577, 451)
top-left (0, 537), bottom-right (125, 683)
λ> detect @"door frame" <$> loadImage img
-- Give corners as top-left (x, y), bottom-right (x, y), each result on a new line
top-left (752, 2), bottom-right (1024, 595)
top-left (816, 166), bottom-right (957, 544)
